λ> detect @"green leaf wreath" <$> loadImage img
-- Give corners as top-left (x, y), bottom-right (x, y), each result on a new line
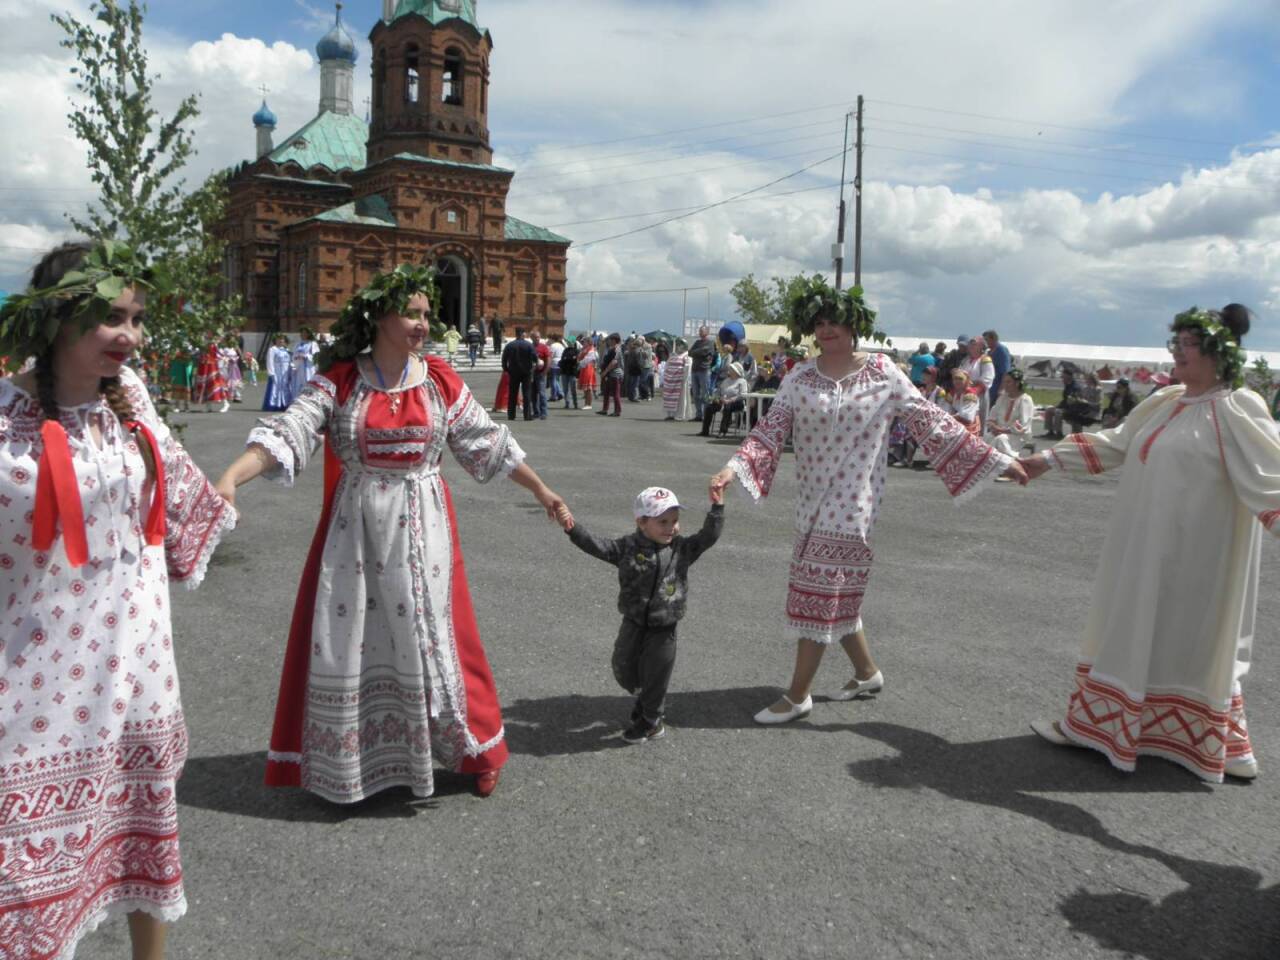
top-left (0, 240), bottom-right (162, 373)
top-left (317, 263), bottom-right (445, 372)
top-left (782, 274), bottom-right (888, 348)
top-left (1172, 307), bottom-right (1247, 389)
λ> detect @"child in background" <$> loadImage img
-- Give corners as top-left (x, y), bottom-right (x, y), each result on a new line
top-left (565, 487), bottom-right (725, 743)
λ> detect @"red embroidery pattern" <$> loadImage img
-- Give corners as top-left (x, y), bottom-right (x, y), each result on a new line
top-left (0, 720), bottom-right (187, 960)
top-left (785, 531), bottom-right (873, 630)
top-left (905, 402), bottom-right (1000, 498)
top-left (1068, 433), bottom-right (1104, 475)
top-left (1063, 664), bottom-right (1252, 780)
top-left (1261, 509), bottom-right (1279, 532)
top-left (1138, 403), bottom-right (1186, 464)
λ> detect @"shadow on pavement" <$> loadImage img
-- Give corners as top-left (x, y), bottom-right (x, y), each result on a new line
top-left (178, 751), bottom-right (472, 822)
top-left (847, 722), bottom-right (1278, 960)
top-left (502, 686), bottom-right (860, 757)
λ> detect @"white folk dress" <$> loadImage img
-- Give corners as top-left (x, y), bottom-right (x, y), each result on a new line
top-left (987, 392), bottom-right (1036, 457)
top-left (728, 355), bottom-right (1012, 643)
top-left (1046, 384), bottom-right (1280, 781)
top-left (250, 358), bottom-right (524, 802)
top-left (0, 367), bottom-right (235, 960)
top-left (662, 352), bottom-right (692, 420)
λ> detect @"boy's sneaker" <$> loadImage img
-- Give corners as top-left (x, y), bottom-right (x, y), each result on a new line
top-left (622, 718), bottom-right (666, 744)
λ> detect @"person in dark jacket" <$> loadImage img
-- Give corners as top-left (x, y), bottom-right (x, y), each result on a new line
top-left (465, 324), bottom-right (483, 367)
top-left (687, 326), bottom-right (717, 421)
top-left (501, 327), bottom-right (536, 421)
top-left (565, 486), bottom-right (725, 742)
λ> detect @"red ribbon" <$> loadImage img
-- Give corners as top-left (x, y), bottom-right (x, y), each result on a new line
top-left (32, 419), bottom-right (89, 567)
top-left (123, 419), bottom-right (166, 546)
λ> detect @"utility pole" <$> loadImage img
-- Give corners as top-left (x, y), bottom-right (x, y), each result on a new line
top-left (854, 94), bottom-right (864, 287)
top-left (833, 110), bottom-right (850, 289)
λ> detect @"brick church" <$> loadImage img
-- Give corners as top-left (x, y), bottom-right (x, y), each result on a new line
top-left (216, 0), bottom-right (570, 337)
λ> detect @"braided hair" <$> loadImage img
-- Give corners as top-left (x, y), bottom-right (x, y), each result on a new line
top-left (27, 243), bottom-right (157, 486)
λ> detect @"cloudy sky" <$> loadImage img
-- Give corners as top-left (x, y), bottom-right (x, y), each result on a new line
top-left (3, 0), bottom-right (1279, 349)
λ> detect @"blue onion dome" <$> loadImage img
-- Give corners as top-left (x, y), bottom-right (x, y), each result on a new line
top-left (253, 100), bottom-right (277, 128)
top-left (316, 4), bottom-right (358, 64)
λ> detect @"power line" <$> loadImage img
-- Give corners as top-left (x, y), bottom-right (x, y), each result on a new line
top-left (869, 114), bottom-right (1227, 166)
top-left (511, 143), bottom-right (843, 201)
top-left (866, 125), bottom-right (1205, 173)
top-left (509, 129), bottom-right (849, 189)
top-left (575, 149), bottom-right (846, 249)
top-left (867, 142), bottom-right (1278, 193)
top-left (866, 97), bottom-right (1240, 147)
top-left (512, 115), bottom-right (845, 177)
top-left (542, 180), bottom-right (841, 229)
top-left (497, 98), bottom-right (858, 162)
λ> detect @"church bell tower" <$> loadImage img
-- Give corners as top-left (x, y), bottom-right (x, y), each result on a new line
top-left (367, 0), bottom-right (493, 165)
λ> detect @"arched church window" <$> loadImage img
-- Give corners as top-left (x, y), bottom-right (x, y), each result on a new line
top-left (405, 44), bottom-right (420, 104)
top-left (442, 48), bottom-right (463, 106)
top-left (374, 50), bottom-right (386, 110)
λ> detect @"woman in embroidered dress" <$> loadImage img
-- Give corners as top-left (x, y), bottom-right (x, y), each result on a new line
top-left (1023, 304), bottom-right (1280, 782)
top-left (709, 280), bottom-right (1024, 725)
top-left (662, 339), bottom-right (692, 421)
top-left (0, 242), bottom-right (235, 960)
top-left (192, 339), bottom-right (229, 413)
top-left (263, 334), bottom-right (292, 411)
top-left (216, 266), bottom-right (573, 801)
top-left (289, 326), bottom-right (319, 401)
top-left (946, 368), bottom-right (983, 436)
top-left (987, 369), bottom-right (1035, 459)
top-left (218, 336), bottom-right (243, 403)
top-left (577, 337), bottom-right (598, 410)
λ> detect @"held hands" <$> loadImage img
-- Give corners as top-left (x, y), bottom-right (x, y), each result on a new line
top-left (536, 486), bottom-right (575, 530)
top-left (1000, 460), bottom-right (1030, 485)
top-left (709, 467), bottom-right (734, 504)
top-left (1018, 455), bottom-right (1051, 482)
top-left (213, 474), bottom-right (238, 509)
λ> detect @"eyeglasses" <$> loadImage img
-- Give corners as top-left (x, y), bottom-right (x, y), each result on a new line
top-left (1166, 336), bottom-right (1202, 354)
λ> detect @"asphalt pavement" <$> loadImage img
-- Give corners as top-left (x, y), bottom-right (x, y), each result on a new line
top-left (82, 372), bottom-right (1279, 960)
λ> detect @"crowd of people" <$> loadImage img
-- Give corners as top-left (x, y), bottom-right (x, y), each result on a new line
top-left (1, 241), bottom-right (1279, 960)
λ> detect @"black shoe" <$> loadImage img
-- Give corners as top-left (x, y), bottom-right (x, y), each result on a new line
top-left (622, 718), bottom-right (666, 744)
top-left (611, 412), bottom-right (621, 417)
top-left (596, 410), bottom-right (609, 415)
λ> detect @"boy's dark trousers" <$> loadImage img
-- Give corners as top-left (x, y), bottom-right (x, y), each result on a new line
top-left (612, 620), bottom-right (677, 727)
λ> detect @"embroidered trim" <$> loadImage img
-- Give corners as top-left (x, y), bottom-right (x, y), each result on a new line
top-left (1068, 432), bottom-right (1104, 475)
top-left (1260, 509), bottom-right (1279, 532)
top-left (1138, 403), bottom-right (1186, 464)
top-left (267, 750), bottom-right (303, 763)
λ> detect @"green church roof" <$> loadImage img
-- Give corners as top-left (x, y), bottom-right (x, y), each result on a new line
top-left (505, 215), bottom-right (570, 245)
top-left (303, 194), bottom-right (398, 228)
top-left (390, 0), bottom-right (482, 31)
top-left (268, 110), bottom-right (368, 173)
top-left (380, 152), bottom-right (511, 175)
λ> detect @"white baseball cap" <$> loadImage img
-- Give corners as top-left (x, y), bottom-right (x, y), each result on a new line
top-left (634, 486), bottom-right (681, 519)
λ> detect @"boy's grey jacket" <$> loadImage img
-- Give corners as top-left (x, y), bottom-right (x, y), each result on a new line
top-left (566, 504), bottom-right (724, 628)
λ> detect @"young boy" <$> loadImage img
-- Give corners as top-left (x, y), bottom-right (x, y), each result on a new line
top-left (565, 487), bottom-right (725, 743)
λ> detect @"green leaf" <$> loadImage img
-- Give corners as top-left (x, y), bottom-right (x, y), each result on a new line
top-left (96, 275), bottom-right (126, 302)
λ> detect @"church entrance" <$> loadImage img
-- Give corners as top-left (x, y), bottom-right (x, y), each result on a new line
top-left (435, 256), bottom-right (469, 333)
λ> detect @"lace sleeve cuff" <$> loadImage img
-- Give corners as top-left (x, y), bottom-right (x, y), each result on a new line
top-left (246, 426), bottom-right (297, 486)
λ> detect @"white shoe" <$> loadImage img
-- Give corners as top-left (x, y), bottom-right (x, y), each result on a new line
top-left (753, 694), bottom-right (812, 725)
top-left (831, 670), bottom-right (884, 701)
top-left (1030, 718), bottom-right (1074, 746)
top-left (1224, 758), bottom-right (1259, 780)
top-left (218, 401), bottom-right (230, 413)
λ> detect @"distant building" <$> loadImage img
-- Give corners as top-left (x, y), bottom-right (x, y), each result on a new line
top-left (216, 1), bottom-right (570, 336)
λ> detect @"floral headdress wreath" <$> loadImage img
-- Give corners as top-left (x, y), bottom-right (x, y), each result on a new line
top-left (317, 263), bottom-right (441, 372)
top-left (0, 241), bottom-right (160, 374)
top-left (1171, 307), bottom-right (1246, 389)
top-left (783, 274), bottom-right (888, 348)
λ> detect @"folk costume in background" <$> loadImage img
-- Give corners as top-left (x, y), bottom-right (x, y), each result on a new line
top-left (1044, 385), bottom-right (1280, 781)
top-left (251, 357), bottom-right (522, 801)
top-left (219, 345), bottom-right (243, 402)
top-left (192, 342), bottom-right (228, 406)
top-left (290, 337), bottom-right (319, 400)
top-left (662, 346), bottom-right (692, 420)
top-left (0, 366), bottom-right (235, 959)
top-left (263, 342), bottom-right (292, 411)
top-left (728, 354), bottom-right (1011, 644)
top-left (167, 348), bottom-right (195, 410)
top-left (987, 391), bottom-right (1035, 457)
